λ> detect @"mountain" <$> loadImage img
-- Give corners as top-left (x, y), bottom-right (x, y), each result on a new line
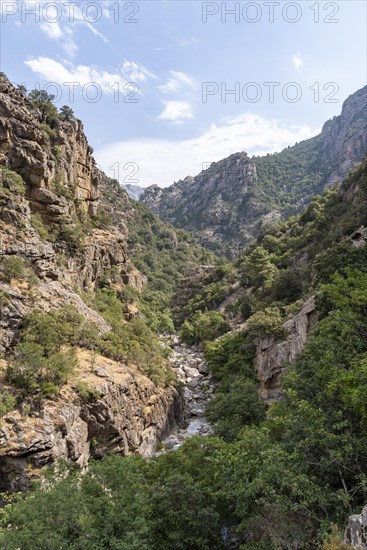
top-left (141, 86), bottom-right (367, 257)
top-left (0, 74), bottom-right (212, 490)
top-left (123, 183), bottom-right (145, 201)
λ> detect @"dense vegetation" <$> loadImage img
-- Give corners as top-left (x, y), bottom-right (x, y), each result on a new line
top-left (98, 176), bottom-right (217, 332)
top-left (3, 261), bottom-right (366, 549)
top-left (3, 160), bottom-right (367, 548)
top-left (1, 79), bottom-right (366, 548)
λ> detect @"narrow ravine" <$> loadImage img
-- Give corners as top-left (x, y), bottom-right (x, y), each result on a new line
top-left (159, 336), bottom-right (216, 451)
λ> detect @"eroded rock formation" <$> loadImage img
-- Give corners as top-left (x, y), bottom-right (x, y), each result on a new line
top-left (254, 296), bottom-right (317, 401)
top-left (0, 351), bottom-right (184, 491)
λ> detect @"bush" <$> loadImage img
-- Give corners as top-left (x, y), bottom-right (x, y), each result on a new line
top-left (6, 307), bottom-right (88, 395)
top-left (247, 307), bottom-right (285, 339)
top-left (0, 256), bottom-right (27, 282)
top-left (74, 381), bottom-right (101, 403)
top-left (181, 311), bottom-right (230, 345)
top-left (0, 392), bottom-right (16, 418)
top-left (0, 168), bottom-right (25, 196)
top-left (207, 376), bottom-right (266, 441)
top-left (205, 330), bottom-right (256, 380)
top-left (30, 213), bottom-right (50, 241)
top-left (57, 222), bottom-right (85, 254)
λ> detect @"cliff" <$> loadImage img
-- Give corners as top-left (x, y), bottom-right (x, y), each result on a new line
top-left (0, 350), bottom-right (184, 492)
top-left (254, 296), bottom-right (317, 401)
top-left (0, 74), bottom-right (185, 489)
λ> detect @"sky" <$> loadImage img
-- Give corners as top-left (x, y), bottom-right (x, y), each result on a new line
top-left (1, 0), bottom-right (366, 188)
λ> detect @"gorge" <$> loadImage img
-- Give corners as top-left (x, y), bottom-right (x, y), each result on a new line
top-left (0, 72), bottom-right (367, 549)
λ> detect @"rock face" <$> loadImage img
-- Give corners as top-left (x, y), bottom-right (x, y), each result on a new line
top-left (141, 86), bottom-right (367, 257)
top-left (344, 505), bottom-right (367, 548)
top-left (0, 351), bottom-right (184, 492)
top-left (322, 86), bottom-right (367, 187)
top-left (0, 75), bottom-right (99, 218)
top-left (0, 74), bottom-right (187, 489)
top-left (254, 297), bottom-right (317, 401)
top-left (123, 184), bottom-right (145, 201)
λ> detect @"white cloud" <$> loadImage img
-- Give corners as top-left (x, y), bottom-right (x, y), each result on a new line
top-left (158, 71), bottom-right (197, 93)
top-left (180, 37), bottom-right (198, 47)
top-left (95, 114), bottom-right (319, 188)
top-left (4, 0), bottom-right (112, 57)
top-left (157, 101), bottom-right (195, 124)
top-left (121, 60), bottom-right (157, 82)
top-left (25, 57), bottom-right (132, 94)
top-left (292, 53), bottom-right (304, 70)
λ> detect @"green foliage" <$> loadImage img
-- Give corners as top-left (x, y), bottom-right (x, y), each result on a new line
top-left (5, 307), bottom-right (93, 395)
top-left (180, 310), bottom-right (230, 345)
top-left (29, 89), bottom-right (58, 126)
top-left (247, 307), bottom-right (285, 338)
top-left (0, 256), bottom-right (27, 282)
top-left (59, 105), bottom-right (74, 121)
top-left (149, 474), bottom-right (222, 549)
top-left (57, 221), bottom-right (85, 254)
top-left (53, 175), bottom-right (76, 201)
top-left (271, 269), bottom-right (303, 303)
top-left (74, 381), bottom-right (102, 403)
top-left (241, 246), bottom-right (278, 289)
top-left (0, 392), bottom-right (16, 418)
top-left (0, 167), bottom-right (25, 196)
top-left (207, 376), bottom-right (266, 441)
top-left (204, 330), bottom-right (256, 380)
top-left (0, 454), bottom-right (223, 550)
top-left (30, 213), bottom-right (50, 241)
top-left (92, 289), bottom-right (174, 386)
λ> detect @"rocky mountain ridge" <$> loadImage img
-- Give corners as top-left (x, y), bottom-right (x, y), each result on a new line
top-left (0, 74), bottom-right (197, 489)
top-left (141, 86), bottom-right (367, 256)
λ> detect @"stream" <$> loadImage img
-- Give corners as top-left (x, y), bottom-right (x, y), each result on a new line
top-left (159, 336), bottom-right (216, 452)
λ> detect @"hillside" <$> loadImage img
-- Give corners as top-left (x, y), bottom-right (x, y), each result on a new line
top-left (141, 86), bottom-right (367, 256)
top-left (1, 69), bottom-right (367, 549)
top-left (0, 74), bottom-right (213, 490)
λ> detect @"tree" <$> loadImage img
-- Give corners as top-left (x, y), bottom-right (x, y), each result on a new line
top-left (17, 84), bottom-right (27, 94)
top-left (241, 246), bottom-right (278, 289)
top-left (149, 475), bottom-right (222, 549)
top-left (28, 89), bottom-right (58, 126)
top-left (59, 105), bottom-right (74, 121)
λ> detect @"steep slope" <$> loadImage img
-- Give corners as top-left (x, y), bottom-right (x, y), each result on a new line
top-left (0, 74), bottom-right (215, 489)
top-left (141, 86), bottom-right (367, 256)
top-left (123, 183), bottom-right (145, 200)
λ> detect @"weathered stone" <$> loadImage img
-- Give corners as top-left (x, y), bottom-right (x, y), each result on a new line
top-left (344, 505), bottom-right (367, 548)
top-left (254, 296), bottom-right (317, 401)
top-left (0, 351), bottom-right (185, 491)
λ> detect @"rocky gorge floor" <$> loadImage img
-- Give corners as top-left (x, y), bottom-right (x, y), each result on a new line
top-left (158, 336), bottom-right (216, 452)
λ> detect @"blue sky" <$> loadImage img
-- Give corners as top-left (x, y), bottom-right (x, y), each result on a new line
top-left (1, 0), bottom-right (366, 187)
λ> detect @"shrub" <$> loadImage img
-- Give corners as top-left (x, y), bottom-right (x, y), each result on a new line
top-left (57, 222), bottom-right (85, 254)
top-left (0, 256), bottom-right (27, 282)
top-left (0, 168), bottom-right (25, 196)
top-left (30, 213), bottom-right (50, 241)
top-left (247, 307), bottom-right (285, 339)
top-left (29, 89), bottom-right (58, 126)
top-left (74, 381), bottom-right (101, 403)
top-left (207, 376), bottom-right (266, 440)
top-left (0, 392), bottom-right (16, 418)
top-left (180, 320), bottom-right (196, 345)
top-left (6, 307), bottom-right (86, 395)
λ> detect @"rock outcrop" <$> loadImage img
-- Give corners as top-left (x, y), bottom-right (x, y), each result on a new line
top-left (141, 86), bottom-right (367, 257)
top-left (0, 350), bottom-right (184, 492)
top-left (0, 74), bottom-right (99, 217)
top-left (0, 74), bottom-right (187, 490)
top-left (344, 505), bottom-right (367, 548)
top-left (254, 296), bottom-right (317, 401)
